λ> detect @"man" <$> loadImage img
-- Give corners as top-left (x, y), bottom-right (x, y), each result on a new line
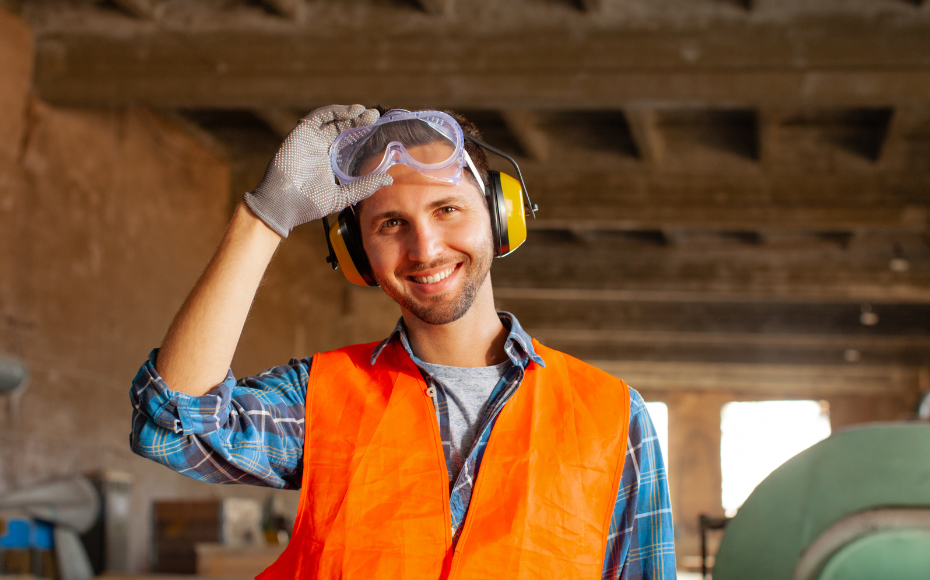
top-left (131, 105), bottom-right (676, 579)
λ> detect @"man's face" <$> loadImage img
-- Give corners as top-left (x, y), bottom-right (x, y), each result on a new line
top-left (357, 144), bottom-right (493, 326)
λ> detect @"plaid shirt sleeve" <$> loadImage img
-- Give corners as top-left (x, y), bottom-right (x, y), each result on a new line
top-left (129, 349), bottom-right (309, 489)
top-left (602, 389), bottom-right (677, 580)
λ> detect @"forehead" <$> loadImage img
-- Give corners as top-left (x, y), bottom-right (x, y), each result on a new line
top-left (357, 164), bottom-right (483, 224)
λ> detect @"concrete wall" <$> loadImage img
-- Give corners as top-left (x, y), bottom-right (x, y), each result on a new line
top-left (0, 8), bottom-right (399, 572)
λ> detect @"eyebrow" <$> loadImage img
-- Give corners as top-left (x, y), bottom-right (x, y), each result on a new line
top-left (368, 196), bottom-right (467, 224)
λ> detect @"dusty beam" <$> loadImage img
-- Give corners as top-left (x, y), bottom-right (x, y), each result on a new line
top-left (491, 235), bottom-right (930, 304)
top-left (625, 108), bottom-right (665, 164)
top-left (415, 0), bottom-right (454, 15)
top-left (256, 0), bottom-right (306, 20)
top-left (529, 206), bottom-right (928, 235)
top-left (252, 108), bottom-right (303, 138)
top-left (590, 361), bottom-right (923, 397)
top-left (33, 20), bottom-right (930, 108)
top-left (500, 110), bottom-right (549, 162)
top-left (110, 0), bottom-right (163, 19)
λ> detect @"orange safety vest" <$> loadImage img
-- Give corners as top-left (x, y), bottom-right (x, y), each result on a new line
top-left (259, 338), bottom-right (631, 580)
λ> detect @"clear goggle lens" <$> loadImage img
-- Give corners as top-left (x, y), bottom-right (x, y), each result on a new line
top-left (330, 110), bottom-right (468, 185)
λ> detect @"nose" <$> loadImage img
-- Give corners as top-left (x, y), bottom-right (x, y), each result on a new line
top-left (405, 218), bottom-right (444, 264)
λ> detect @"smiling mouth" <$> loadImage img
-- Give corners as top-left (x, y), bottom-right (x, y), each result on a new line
top-left (408, 264), bottom-right (459, 285)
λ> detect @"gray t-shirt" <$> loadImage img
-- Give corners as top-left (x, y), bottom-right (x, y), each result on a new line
top-left (422, 360), bottom-right (512, 483)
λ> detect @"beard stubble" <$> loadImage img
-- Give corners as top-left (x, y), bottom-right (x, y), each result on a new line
top-left (376, 232), bottom-right (495, 326)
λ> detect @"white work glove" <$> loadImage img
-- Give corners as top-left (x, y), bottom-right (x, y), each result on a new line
top-left (244, 104), bottom-right (393, 238)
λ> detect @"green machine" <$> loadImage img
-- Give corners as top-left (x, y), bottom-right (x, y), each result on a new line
top-left (712, 423), bottom-right (930, 580)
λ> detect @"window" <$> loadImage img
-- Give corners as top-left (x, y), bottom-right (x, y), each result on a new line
top-left (644, 401), bottom-right (669, 466)
top-left (720, 400), bottom-right (830, 516)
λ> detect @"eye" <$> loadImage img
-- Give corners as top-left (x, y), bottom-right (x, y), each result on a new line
top-left (383, 218), bottom-right (401, 229)
top-left (438, 206), bottom-right (458, 215)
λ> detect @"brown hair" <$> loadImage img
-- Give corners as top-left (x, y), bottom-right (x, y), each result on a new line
top-left (361, 106), bottom-right (490, 191)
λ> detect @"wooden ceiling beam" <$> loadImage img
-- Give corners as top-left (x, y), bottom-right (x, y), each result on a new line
top-left (589, 360), bottom-right (923, 397)
top-left (756, 107), bottom-right (783, 167)
top-left (256, 0), bottom-right (306, 20)
top-left (625, 108), bottom-right (666, 165)
top-left (877, 106), bottom-right (929, 168)
top-left (500, 110), bottom-right (549, 162)
top-left (497, 298), bottom-right (930, 336)
top-left (492, 236), bottom-right (930, 304)
top-left (498, 299), bottom-right (930, 364)
top-left (110, 0), bottom-right (163, 20)
top-left (415, 0), bottom-right (454, 15)
top-left (527, 206), bottom-right (928, 235)
top-left (252, 108), bottom-right (303, 138)
top-left (32, 20), bottom-right (930, 108)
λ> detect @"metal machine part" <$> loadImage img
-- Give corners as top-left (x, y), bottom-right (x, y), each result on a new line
top-left (712, 423), bottom-right (930, 580)
top-left (0, 352), bottom-right (28, 395)
top-left (918, 390), bottom-right (930, 420)
top-left (0, 475), bottom-right (100, 580)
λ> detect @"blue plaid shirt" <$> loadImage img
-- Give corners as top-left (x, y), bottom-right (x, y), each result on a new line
top-left (131, 313), bottom-right (676, 579)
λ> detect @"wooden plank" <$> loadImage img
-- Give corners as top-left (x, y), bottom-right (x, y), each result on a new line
top-left (500, 110), bottom-right (549, 162)
top-left (195, 544), bottom-right (286, 579)
top-left (756, 107), bottom-right (783, 166)
top-left (252, 108), bottom-right (302, 138)
top-left (528, 328), bottom-right (930, 367)
top-left (532, 328), bottom-right (930, 350)
top-left (256, 0), bottom-right (306, 20)
top-left (32, 20), bottom-right (930, 108)
top-left (110, 0), bottom-right (163, 19)
top-left (415, 0), bottom-right (454, 15)
top-left (625, 108), bottom-right (665, 164)
top-left (589, 360), bottom-right (924, 396)
top-left (494, 285), bottom-right (930, 305)
top-left (492, 231), bottom-right (930, 304)
top-left (498, 299), bottom-right (930, 336)
top-left (527, 206), bottom-right (928, 234)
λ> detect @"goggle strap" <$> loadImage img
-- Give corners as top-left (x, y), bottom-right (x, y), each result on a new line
top-left (463, 133), bottom-right (537, 219)
top-left (462, 150), bottom-right (486, 195)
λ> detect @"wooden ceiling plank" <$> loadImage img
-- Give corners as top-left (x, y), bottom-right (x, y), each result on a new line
top-left (527, 206), bottom-right (929, 235)
top-left (31, 21), bottom-right (930, 108)
top-left (493, 285), bottom-right (930, 305)
top-left (252, 108), bottom-right (303, 138)
top-left (878, 105), bottom-right (924, 168)
top-left (256, 0), bottom-right (306, 20)
top-left (415, 0), bottom-right (454, 15)
top-left (588, 361), bottom-right (923, 397)
top-left (500, 110), bottom-right (549, 162)
top-left (110, 0), bottom-right (163, 20)
top-left (756, 107), bottom-right (783, 166)
top-left (625, 108), bottom-right (665, 165)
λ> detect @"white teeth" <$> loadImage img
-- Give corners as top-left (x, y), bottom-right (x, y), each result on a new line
top-left (413, 266), bottom-right (456, 285)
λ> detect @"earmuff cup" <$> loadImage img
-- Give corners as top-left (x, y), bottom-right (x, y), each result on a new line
top-left (328, 209), bottom-right (378, 287)
top-left (328, 170), bottom-right (528, 287)
top-left (487, 171), bottom-right (528, 258)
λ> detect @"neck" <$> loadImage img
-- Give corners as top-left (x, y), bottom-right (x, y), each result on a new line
top-left (402, 276), bottom-right (508, 367)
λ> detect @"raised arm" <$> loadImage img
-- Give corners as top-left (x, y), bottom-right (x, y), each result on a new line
top-left (155, 203), bottom-right (281, 395)
top-left (153, 104), bottom-right (392, 396)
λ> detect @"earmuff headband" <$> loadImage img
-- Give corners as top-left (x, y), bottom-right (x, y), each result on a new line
top-left (463, 133), bottom-right (537, 218)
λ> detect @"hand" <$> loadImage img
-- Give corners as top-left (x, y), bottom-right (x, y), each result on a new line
top-left (244, 104), bottom-right (393, 238)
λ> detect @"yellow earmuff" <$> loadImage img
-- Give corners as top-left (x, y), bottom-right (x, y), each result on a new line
top-left (489, 172), bottom-right (528, 257)
top-left (324, 210), bottom-right (378, 287)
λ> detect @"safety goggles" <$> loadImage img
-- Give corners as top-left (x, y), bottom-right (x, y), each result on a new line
top-left (330, 109), bottom-right (484, 189)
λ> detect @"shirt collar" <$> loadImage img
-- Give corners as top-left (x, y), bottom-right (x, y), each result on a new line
top-left (370, 311), bottom-right (545, 369)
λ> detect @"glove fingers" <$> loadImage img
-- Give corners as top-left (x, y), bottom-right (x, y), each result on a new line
top-left (330, 107), bottom-right (381, 135)
top-left (343, 173), bottom-right (394, 207)
top-left (303, 104), bottom-right (366, 127)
